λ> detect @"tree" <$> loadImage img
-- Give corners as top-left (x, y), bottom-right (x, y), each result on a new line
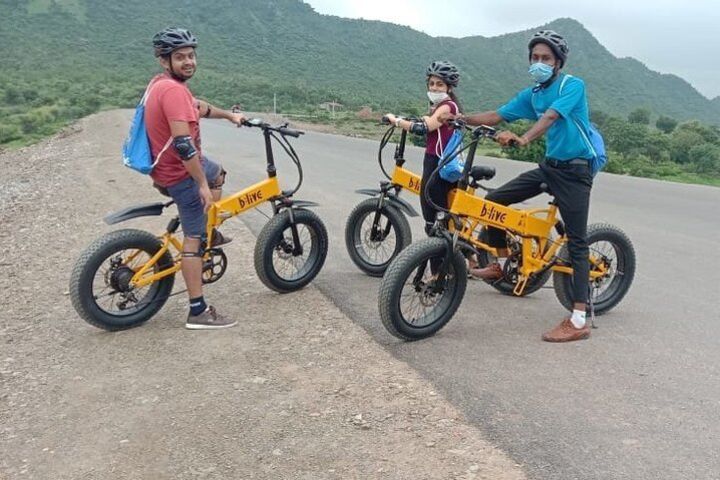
top-left (602, 117), bottom-right (650, 154)
top-left (590, 110), bottom-right (609, 127)
top-left (655, 115), bottom-right (678, 134)
top-left (670, 129), bottom-right (705, 164)
top-left (628, 108), bottom-right (651, 125)
top-left (675, 120), bottom-right (719, 144)
top-left (689, 144), bottom-right (720, 175)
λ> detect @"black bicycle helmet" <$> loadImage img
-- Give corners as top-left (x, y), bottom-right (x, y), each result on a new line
top-left (153, 27), bottom-right (198, 57)
top-left (528, 30), bottom-right (569, 67)
top-left (426, 61), bottom-right (460, 87)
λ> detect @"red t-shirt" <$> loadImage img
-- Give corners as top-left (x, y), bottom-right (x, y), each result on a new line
top-left (144, 73), bottom-right (202, 187)
top-left (425, 99), bottom-right (459, 157)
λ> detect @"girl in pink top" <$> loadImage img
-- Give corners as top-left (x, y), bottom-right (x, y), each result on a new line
top-left (385, 61), bottom-right (463, 235)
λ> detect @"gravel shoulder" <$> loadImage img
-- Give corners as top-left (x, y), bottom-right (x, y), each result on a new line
top-left (0, 110), bottom-right (526, 480)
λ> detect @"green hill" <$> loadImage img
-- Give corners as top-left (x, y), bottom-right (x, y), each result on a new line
top-left (1, 0), bottom-right (719, 148)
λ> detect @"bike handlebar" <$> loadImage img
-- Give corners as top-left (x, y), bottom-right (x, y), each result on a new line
top-left (380, 115), bottom-right (421, 126)
top-left (241, 118), bottom-right (305, 138)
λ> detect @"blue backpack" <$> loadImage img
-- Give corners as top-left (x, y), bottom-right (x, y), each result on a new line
top-left (439, 128), bottom-right (465, 182)
top-left (558, 75), bottom-right (607, 177)
top-left (122, 81), bottom-right (171, 175)
top-left (582, 122), bottom-right (607, 177)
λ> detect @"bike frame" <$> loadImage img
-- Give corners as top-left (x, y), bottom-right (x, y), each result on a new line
top-left (127, 122), bottom-right (302, 289)
top-left (436, 125), bottom-right (608, 295)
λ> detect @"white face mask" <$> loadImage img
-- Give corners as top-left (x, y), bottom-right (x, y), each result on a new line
top-left (427, 91), bottom-right (449, 104)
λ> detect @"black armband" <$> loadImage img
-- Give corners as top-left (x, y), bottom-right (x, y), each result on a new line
top-left (204, 104), bottom-right (212, 118)
top-left (173, 135), bottom-right (198, 161)
top-left (409, 120), bottom-right (428, 135)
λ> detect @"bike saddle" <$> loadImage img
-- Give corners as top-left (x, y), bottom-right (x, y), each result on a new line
top-left (469, 165), bottom-right (496, 181)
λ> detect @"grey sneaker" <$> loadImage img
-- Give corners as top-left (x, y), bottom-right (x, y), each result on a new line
top-left (210, 228), bottom-right (232, 248)
top-left (185, 306), bottom-right (238, 330)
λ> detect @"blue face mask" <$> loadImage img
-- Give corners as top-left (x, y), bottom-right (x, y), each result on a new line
top-left (528, 62), bottom-right (555, 84)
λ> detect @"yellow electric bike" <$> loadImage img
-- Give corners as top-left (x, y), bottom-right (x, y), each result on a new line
top-left (70, 119), bottom-right (328, 331)
top-left (378, 122), bottom-right (636, 340)
top-left (344, 116), bottom-right (424, 276)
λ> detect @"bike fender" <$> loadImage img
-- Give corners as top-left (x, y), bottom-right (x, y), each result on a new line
top-left (104, 202), bottom-right (166, 225)
top-left (275, 199), bottom-right (320, 213)
top-left (288, 200), bottom-right (320, 209)
top-left (386, 195), bottom-right (419, 217)
top-left (355, 188), bottom-right (382, 196)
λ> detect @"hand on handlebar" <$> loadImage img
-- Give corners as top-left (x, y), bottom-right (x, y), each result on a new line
top-left (437, 110), bottom-right (462, 124)
top-left (496, 130), bottom-right (525, 147)
top-left (242, 118), bottom-right (264, 127)
top-left (228, 111), bottom-right (247, 127)
top-left (383, 113), bottom-right (397, 126)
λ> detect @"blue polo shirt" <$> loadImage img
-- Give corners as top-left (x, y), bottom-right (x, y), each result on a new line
top-left (497, 73), bottom-right (593, 161)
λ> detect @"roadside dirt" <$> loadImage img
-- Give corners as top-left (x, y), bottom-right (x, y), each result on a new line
top-left (0, 110), bottom-right (526, 479)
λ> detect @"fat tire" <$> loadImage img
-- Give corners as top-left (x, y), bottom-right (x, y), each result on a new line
top-left (254, 208), bottom-right (329, 293)
top-left (553, 223), bottom-right (636, 314)
top-left (69, 229), bottom-right (175, 331)
top-left (378, 237), bottom-right (467, 341)
top-left (345, 198), bottom-right (412, 277)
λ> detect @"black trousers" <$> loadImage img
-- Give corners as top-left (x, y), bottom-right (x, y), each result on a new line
top-left (485, 160), bottom-right (593, 304)
top-left (421, 153), bottom-right (455, 234)
top-left (421, 153), bottom-right (457, 273)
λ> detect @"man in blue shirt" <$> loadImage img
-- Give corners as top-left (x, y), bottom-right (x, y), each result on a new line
top-left (459, 30), bottom-right (594, 342)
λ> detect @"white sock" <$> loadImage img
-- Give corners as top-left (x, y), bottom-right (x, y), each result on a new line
top-left (570, 309), bottom-right (586, 329)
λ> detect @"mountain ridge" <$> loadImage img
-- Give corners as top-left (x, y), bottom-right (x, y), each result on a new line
top-left (2, 0), bottom-right (718, 125)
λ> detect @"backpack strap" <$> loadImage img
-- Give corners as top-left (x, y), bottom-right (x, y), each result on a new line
top-left (432, 99), bottom-right (459, 157)
top-left (558, 74), bottom-right (573, 95)
top-left (558, 75), bottom-right (597, 159)
top-left (140, 77), bottom-right (175, 168)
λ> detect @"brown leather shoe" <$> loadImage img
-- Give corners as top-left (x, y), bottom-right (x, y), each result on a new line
top-left (469, 262), bottom-right (503, 281)
top-left (542, 317), bottom-right (590, 342)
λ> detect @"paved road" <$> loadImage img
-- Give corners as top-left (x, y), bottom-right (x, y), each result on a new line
top-left (203, 120), bottom-right (720, 480)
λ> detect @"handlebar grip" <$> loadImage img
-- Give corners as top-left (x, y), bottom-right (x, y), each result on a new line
top-left (381, 116), bottom-right (391, 125)
top-left (280, 128), bottom-right (303, 138)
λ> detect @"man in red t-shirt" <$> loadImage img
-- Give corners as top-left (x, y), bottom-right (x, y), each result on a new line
top-left (145, 27), bottom-right (245, 330)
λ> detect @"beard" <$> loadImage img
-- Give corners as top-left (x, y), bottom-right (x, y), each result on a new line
top-left (168, 61), bottom-right (196, 82)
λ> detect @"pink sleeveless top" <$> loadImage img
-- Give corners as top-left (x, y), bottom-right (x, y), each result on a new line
top-left (425, 99), bottom-right (459, 157)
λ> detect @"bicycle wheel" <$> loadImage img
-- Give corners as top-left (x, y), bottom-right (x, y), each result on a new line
top-left (345, 198), bottom-right (412, 277)
top-left (69, 229), bottom-right (175, 331)
top-left (378, 237), bottom-right (468, 341)
top-left (254, 208), bottom-right (329, 293)
top-left (553, 223), bottom-right (636, 314)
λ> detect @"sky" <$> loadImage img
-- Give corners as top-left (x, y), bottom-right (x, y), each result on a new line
top-left (304, 0), bottom-right (719, 99)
